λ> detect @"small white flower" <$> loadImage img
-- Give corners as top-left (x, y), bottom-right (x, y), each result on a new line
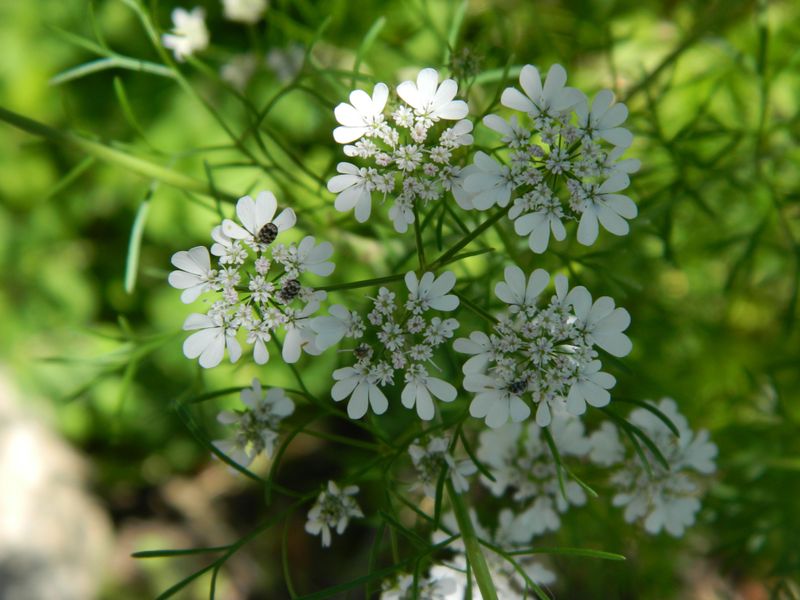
top-left (463, 151), bottom-right (515, 210)
top-left (463, 373), bottom-right (531, 428)
top-left (513, 200), bottom-right (567, 254)
top-left (494, 266), bottom-right (549, 313)
top-left (222, 191), bottom-right (296, 249)
top-left (333, 82), bottom-right (390, 144)
top-left (222, 0), bottom-right (267, 24)
top-left (396, 68), bottom-right (468, 122)
top-left (168, 246), bottom-right (218, 303)
top-left (221, 54), bottom-right (257, 91)
top-left (327, 162), bottom-right (375, 222)
top-left (332, 365), bottom-right (389, 419)
top-left (408, 437), bottom-right (476, 497)
top-left (567, 287), bottom-right (633, 357)
top-left (401, 365), bottom-right (457, 421)
top-left (311, 305), bottom-right (364, 350)
top-left (404, 271), bottom-right (459, 313)
top-left (182, 312), bottom-right (241, 368)
top-left (501, 63), bottom-right (582, 118)
top-left (305, 481), bottom-right (363, 547)
top-left (266, 44), bottom-right (305, 82)
top-left (576, 173), bottom-right (638, 246)
top-left (575, 89), bottom-right (632, 148)
top-left (213, 379), bottom-right (294, 466)
top-left (453, 331), bottom-right (494, 374)
top-left (566, 359), bottom-right (616, 415)
top-left (589, 421), bottom-right (625, 466)
top-left (282, 299), bottom-right (324, 363)
top-left (162, 7), bottom-right (209, 62)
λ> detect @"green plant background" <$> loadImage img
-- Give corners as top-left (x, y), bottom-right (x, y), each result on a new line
top-left (1, 0), bottom-right (798, 598)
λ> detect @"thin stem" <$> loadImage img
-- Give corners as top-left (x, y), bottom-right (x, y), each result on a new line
top-left (316, 273), bottom-right (405, 292)
top-left (446, 480), bottom-right (498, 600)
top-left (413, 202), bottom-right (427, 271)
top-left (430, 205), bottom-right (511, 269)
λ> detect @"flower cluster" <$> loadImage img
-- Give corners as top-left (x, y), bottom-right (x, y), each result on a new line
top-left (162, 7), bottom-right (209, 62)
top-left (327, 68), bottom-right (474, 232)
top-left (461, 64), bottom-right (639, 252)
top-left (213, 378), bottom-right (294, 467)
top-left (168, 191), bottom-right (334, 368)
top-left (305, 480), bottom-right (363, 547)
top-left (476, 413), bottom-right (592, 537)
top-left (407, 437), bottom-right (477, 497)
top-left (589, 398), bottom-right (718, 536)
top-left (222, 0), bottom-right (267, 24)
top-left (455, 266), bottom-right (631, 428)
top-left (311, 271), bottom-right (460, 420)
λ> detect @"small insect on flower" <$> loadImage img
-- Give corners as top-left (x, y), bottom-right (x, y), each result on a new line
top-left (256, 222), bottom-right (279, 245)
top-left (278, 278), bottom-right (302, 303)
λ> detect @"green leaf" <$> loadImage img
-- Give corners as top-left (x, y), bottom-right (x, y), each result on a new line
top-left (124, 185), bottom-right (155, 294)
top-left (508, 546), bottom-right (626, 561)
top-left (132, 546), bottom-right (229, 559)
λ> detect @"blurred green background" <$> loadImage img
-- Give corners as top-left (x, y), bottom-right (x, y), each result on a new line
top-left (0, 0), bottom-right (799, 598)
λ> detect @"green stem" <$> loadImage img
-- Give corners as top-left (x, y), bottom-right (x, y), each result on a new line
top-left (413, 202), bottom-right (427, 271)
top-left (316, 273), bottom-right (405, 292)
top-left (0, 106), bottom-right (237, 201)
top-left (430, 205), bottom-right (511, 269)
top-left (446, 480), bottom-right (498, 600)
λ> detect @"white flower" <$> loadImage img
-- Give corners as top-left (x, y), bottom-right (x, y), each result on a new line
top-left (161, 7), bottom-right (209, 62)
top-left (566, 359), bottom-right (616, 415)
top-left (279, 235), bottom-right (335, 277)
top-left (332, 365), bottom-right (389, 419)
top-left (334, 83), bottom-right (390, 144)
top-left (222, 191), bottom-right (296, 249)
top-left (501, 63), bottom-right (581, 117)
top-left (608, 398), bottom-right (717, 537)
top-left (222, 0), bottom-right (267, 24)
top-left (452, 331), bottom-right (493, 374)
top-left (396, 68), bottom-right (468, 122)
top-left (463, 151), bottom-right (515, 210)
top-left (221, 54), bottom-right (257, 91)
top-left (463, 373), bottom-right (531, 428)
top-left (408, 437), bottom-right (476, 497)
top-left (589, 421), bottom-right (625, 466)
top-left (513, 200), bottom-right (567, 253)
top-left (282, 298), bottom-right (324, 363)
top-left (575, 89), bottom-right (632, 148)
top-left (576, 173), bottom-right (637, 246)
top-left (168, 246), bottom-right (217, 303)
top-left (310, 305), bottom-right (365, 350)
top-left (567, 287), bottom-right (633, 357)
top-left (327, 162), bottom-right (375, 222)
top-left (182, 312), bottom-right (241, 368)
top-left (213, 379), bottom-right (294, 466)
top-left (266, 44), bottom-right (305, 82)
top-left (404, 271), bottom-right (459, 313)
top-left (495, 266), bottom-right (549, 314)
top-left (401, 365), bottom-right (457, 421)
top-left (305, 481), bottom-right (363, 547)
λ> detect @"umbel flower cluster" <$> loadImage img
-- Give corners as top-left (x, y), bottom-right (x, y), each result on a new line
top-left (461, 64), bottom-right (640, 253)
top-left (168, 191), bottom-right (333, 368)
top-left (311, 271), bottom-right (460, 420)
top-left (327, 68), bottom-right (473, 232)
top-left (456, 266), bottom-right (631, 428)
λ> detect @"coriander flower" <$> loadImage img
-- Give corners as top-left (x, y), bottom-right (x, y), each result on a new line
top-left (598, 398), bottom-right (717, 537)
top-left (221, 191), bottom-right (296, 250)
top-left (455, 268), bottom-right (630, 427)
top-left (305, 481), bottom-right (363, 547)
top-left (407, 437), bottom-right (476, 497)
top-left (396, 68), bottom-right (468, 122)
top-left (320, 272), bottom-right (460, 421)
top-left (333, 83), bottom-right (390, 144)
top-left (182, 312), bottom-right (242, 369)
top-left (468, 63), bottom-right (638, 251)
top-left (162, 7), bottom-right (209, 62)
top-left (326, 162), bottom-right (376, 223)
top-left (404, 271), bottom-right (459, 313)
top-left (332, 365), bottom-right (389, 419)
top-left (213, 379), bottom-right (294, 466)
top-left (222, 0), bottom-right (267, 24)
top-left (575, 173), bottom-right (638, 246)
top-left (168, 246), bottom-right (218, 303)
top-left (169, 190), bottom-right (333, 368)
top-left (328, 69), bottom-right (473, 232)
top-left (501, 63), bottom-right (581, 118)
top-left (575, 89), bottom-right (632, 148)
